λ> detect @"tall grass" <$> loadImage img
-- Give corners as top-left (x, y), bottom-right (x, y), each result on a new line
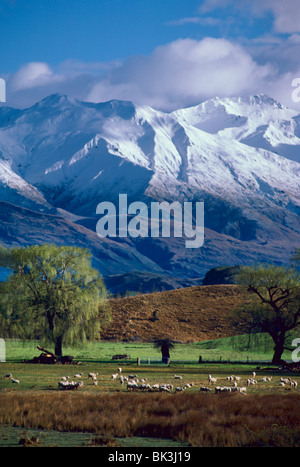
top-left (0, 392), bottom-right (299, 447)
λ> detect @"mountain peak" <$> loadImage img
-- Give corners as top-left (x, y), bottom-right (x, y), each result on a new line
top-left (33, 93), bottom-right (78, 109)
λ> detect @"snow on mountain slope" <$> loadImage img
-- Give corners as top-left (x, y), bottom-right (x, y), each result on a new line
top-left (172, 94), bottom-right (300, 162)
top-left (0, 93), bottom-right (299, 282)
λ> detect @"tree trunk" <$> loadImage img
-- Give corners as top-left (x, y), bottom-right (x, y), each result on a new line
top-left (55, 336), bottom-right (63, 357)
top-left (161, 342), bottom-right (170, 363)
top-left (271, 334), bottom-right (285, 365)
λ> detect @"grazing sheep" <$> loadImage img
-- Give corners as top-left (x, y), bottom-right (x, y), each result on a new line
top-left (247, 378), bottom-right (257, 386)
top-left (290, 380), bottom-right (298, 389)
top-left (252, 372), bottom-right (256, 378)
top-left (88, 372), bottom-right (98, 379)
top-left (280, 378), bottom-right (290, 384)
top-left (4, 373), bottom-right (12, 379)
top-left (118, 367), bottom-right (122, 374)
top-left (200, 386), bottom-right (212, 392)
top-left (152, 384), bottom-right (160, 390)
top-left (93, 381), bottom-right (98, 386)
top-left (159, 384), bottom-right (173, 392)
top-left (58, 380), bottom-right (83, 390)
top-left (215, 386), bottom-right (231, 393)
top-left (11, 378), bottom-right (19, 384)
top-left (208, 375), bottom-right (217, 384)
top-left (174, 375), bottom-right (182, 379)
top-left (127, 380), bottom-right (138, 390)
top-left (111, 373), bottom-right (118, 380)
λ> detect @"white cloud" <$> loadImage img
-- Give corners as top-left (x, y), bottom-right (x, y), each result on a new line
top-left (8, 62), bottom-right (63, 92)
top-left (200, 0), bottom-right (300, 34)
top-left (253, 0), bottom-right (300, 34)
top-left (87, 38), bottom-right (273, 110)
top-left (4, 37), bottom-right (300, 112)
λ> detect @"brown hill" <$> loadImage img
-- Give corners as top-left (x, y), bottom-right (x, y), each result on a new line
top-left (102, 284), bottom-right (249, 342)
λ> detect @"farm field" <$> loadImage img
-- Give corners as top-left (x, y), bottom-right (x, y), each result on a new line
top-left (1, 354), bottom-right (300, 447)
top-left (0, 300), bottom-right (299, 448)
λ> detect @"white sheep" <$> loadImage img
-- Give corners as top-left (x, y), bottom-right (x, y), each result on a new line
top-left (11, 378), bottom-right (19, 384)
top-left (200, 386), bottom-right (212, 392)
top-left (118, 367), bottom-right (122, 374)
top-left (208, 375), bottom-right (217, 384)
top-left (159, 384), bottom-right (173, 392)
top-left (215, 386), bottom-right (231, 393)
top-left (174, 375), bottom-right (182, 379)
top-left (127, 380), bottom-right (138, 390)
top-left (280, 378), bottom-right (290, 384)
top-left (111, 373), bottom-right (118, 380)
top-left (88, 372), bottom-right (98, 379)
top-left (152, 384), bottom-right (160, 390)
top-left (252, 372), bottom-right (256, 378)
top-left (290, 380), bottom-right (298, 388)
top-left (247, 378), bottom-right (257, 386)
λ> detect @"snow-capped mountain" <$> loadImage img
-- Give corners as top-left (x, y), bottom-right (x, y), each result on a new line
top-left (0, 93), bottom-right (299, 290)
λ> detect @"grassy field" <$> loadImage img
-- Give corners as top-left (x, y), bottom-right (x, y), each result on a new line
top-left (3, 332), bottom-right (296, 363)
top-left (0, 335), bottom-right (299, 448)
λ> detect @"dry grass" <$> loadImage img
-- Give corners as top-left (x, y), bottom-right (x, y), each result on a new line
top-left (104, 285), bottom-right (248, 342)
top-left (0, 391), bottom-right (299, 447)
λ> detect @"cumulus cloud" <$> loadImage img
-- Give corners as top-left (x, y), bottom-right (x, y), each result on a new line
top-left (4, 37), bottom-right (300, 112)
top-left (86, 38), bottom-right (273, 110)
top-left (9, 62), bottom-right (62, 92)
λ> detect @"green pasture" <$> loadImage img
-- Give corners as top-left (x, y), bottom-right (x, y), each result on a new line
top-left (0, 333), bottom-right (299, 448)
top-left (2, 331), bottom-right (296, 364)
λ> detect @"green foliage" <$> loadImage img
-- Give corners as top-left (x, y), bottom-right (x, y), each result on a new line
top-left (0, 244), bottom-right (110, 355)
top-left (233, 263), bottom-right (300, 364)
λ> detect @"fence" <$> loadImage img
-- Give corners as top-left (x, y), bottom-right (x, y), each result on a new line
top-left (136, 355), bottom-right (283, 366)
top-left (0, 339), bottom-right (6, 362)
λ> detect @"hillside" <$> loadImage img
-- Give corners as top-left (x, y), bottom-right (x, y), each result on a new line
top-left (102, 284), bottom-right (249, 342)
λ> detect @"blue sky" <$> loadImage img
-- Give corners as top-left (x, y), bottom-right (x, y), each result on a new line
top-left (1, 0), bottom-right (300, 110)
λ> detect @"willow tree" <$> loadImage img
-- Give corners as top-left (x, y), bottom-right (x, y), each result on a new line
top-left (0, 244), bottom-right (110, 357)
top-left (234, 264), bottom-right (300, 365)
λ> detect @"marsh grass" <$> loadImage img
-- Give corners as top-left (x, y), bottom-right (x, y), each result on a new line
top-left (0, 392), bottom-right (299, 447)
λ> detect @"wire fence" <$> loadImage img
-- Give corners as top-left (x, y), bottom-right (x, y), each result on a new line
top-left (136, 356), bottom-right (292, 366)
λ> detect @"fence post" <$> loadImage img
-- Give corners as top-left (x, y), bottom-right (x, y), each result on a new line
top-left (0, 339), bottom-right (5, 362)
top-left (137, 357), bottom-right (140, 366)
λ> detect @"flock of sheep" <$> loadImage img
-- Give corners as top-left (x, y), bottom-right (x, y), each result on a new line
top-left (109, 368), bottom-right (299, 395)
top-left (2, 368), bottom-right (299, 394)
